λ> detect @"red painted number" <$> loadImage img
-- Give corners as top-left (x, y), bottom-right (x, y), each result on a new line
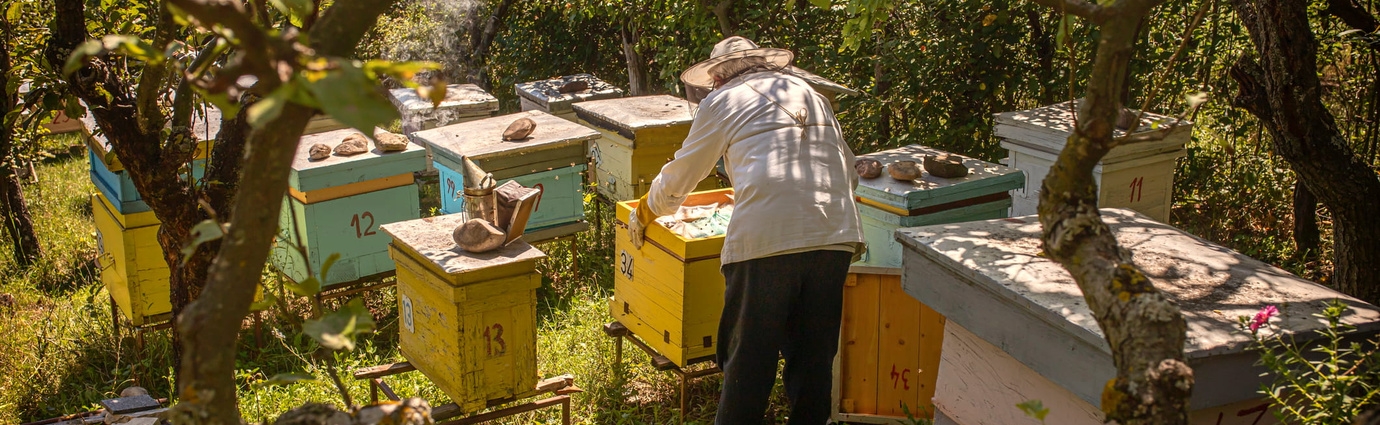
top-left (350, 211), bottom-right (378, 238)
top-left (532, 183), bottom-right (545, 212)
top-left (483, 323), bottom-right (507, 357)
top-left (1129, 177), bottom-right (1144, 203)
top-left (890, 364), bottom-right (911, 390)
top-left (1213, 402), bottom-right (1269, 425)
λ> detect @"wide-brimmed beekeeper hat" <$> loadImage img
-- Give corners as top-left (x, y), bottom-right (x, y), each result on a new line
top-left (680, 36), bottom-right (793, 88)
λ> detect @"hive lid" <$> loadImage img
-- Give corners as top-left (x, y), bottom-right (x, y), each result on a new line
top-left (380, 213), bottom-right (546, 277)
top-left (288, 128), bottom-right (428, 192)
top-left (572, 95), bottom-right (695, 142)
top-left (514, 74), bottom-right (624, 113)
top-left (388, 83), bottom-right (499, 115)
top-left (896, 208), bottom-right (1380, 360)
top-left (413, 110), bottom-right (599, 170)
top-left (993, 100), bottom-right (1192, 162)
top-left (855, 144), bottom-right (1023, 213)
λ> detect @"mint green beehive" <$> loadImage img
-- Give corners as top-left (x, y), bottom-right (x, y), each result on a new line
top-left (271, 128), bottom-right (428, 287)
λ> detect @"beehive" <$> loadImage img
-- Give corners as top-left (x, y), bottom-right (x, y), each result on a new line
top-left (413, 110), bottom-right (599, 240)
top-left (270, 128), bottom-right (428, 287)
top-left (389, 84), bottom-right (499, 133)
top-left (87, 111), bottom-right (216, 214)
top-left (612, 188), bottom-right (732, 367)
top-left (91, 192), bottom-right (170, 326)
top-left (897, 209), bottom-right (1380, 425)
top-left (834, 266), bottom-right (945, 424)
top-left (515, 74), bottom-right (624, 121)
top-left (381, 214), bottom-right (544, 413)
top-left (574, 95), bottom-right (720, 202)
top-left (994, 100), bottom-right (1191, 223)
top-left (852, 145), bottom-right (1023, 268)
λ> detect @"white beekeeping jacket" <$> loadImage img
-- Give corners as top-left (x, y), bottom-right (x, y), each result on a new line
top-left (645, 71), bottom-right (865, 265)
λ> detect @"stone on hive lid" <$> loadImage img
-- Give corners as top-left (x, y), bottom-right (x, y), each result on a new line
top-left (895, 208), bottom-right (1380, 409)
top-left (290, 128), bottom-right (427, 192)
top-left (372, 130), bottom-right (410, 152)
top-left (334, 133), bottom-right (370, 156)
top-left (514, 73), bottom-right (624, 114)
top-left (411, 110), bottom-right (599, 168)
top-left (502, 117), bottom-right (537, 141)
top-left (380, 214), bottom-right (546, 277)
top-left (854, 144), bottom-right (1023, 211)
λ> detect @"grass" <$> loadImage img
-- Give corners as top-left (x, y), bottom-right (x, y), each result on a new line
top-left (0, 119), bottom-right (1317, 424)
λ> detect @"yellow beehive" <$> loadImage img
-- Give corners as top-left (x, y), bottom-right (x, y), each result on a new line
top-left (91, 192), bottom-right (171, 326)
top-left (380, 214), bottom-right (545, 413)
top-left (834, 266), bottom-right (944, 423)
top-left (612, 188), bottom-right (732, 367)
top-left (574, 95), bottom-right (720, 202)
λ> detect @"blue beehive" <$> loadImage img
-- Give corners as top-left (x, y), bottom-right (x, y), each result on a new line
top-left (87, 110), bottom-right (219, 214)
top-left (412, 110), bottom-right (600, 242)
top-left (270, 128), bottom-right (428, 287)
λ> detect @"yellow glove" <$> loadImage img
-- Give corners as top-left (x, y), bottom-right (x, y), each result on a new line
top-left (628, 193), bottom-right (657, 249)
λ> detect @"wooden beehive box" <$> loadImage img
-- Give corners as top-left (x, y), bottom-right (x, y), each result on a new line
top-left (413, 110), bottom-right (599, 240)
top-left (270, 128), bottom-right (427, 287)
top-left (389, 84), bottom-right (499, 133)
top-left (87, 111), bottom-right (217, 214)
top-left (612, 188), bottom-right (732, 367)
top-left (91, 192), bottom-right (170, 326)
top-left (897, 209), bottom-right (1380, 425)
top-left (574, 95), bottom-right (720, 202)
top-left (994, 100), bottom-right (1192, 223)
top-left (853, 144), bottom-right (1023, 268)
top-left (515, 74), bottom-right (624, 121)
top-left (380, 214), bottom-right (544, 413)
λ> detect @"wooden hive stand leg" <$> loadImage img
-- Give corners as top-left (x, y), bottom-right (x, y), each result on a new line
top-left (679, 371), bottom-right (688, 425)
top-left (109, 295), bottom-right (120, 339)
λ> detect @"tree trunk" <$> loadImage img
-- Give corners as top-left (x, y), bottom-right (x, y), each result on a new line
top-left (1292, 181), bottom-right (1320, 256)
top-left (1032, 0), bottom-right (1193, 422)
top-left (0, 35), bottom-right (43, 267)
top-left (1230, 0), bottom-right (1380, 303)
top-left (465, 0), bottom-right (517, 91)
top-left (702, 0), bottom-right (736, 37)
top-left (621, 26), bottom-right (651, 96)
top-left (171, 0), bottom-right (397, 421)
top-left (1027, 8), bottom-right (1058, 104)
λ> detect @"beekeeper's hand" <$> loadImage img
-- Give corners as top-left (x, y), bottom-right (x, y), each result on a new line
top-left (628, 194), bottom-right (657, 249)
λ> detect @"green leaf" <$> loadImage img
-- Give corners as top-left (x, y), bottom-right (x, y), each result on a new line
top-left (196, 91), bottom-right (243, 117)
top-left (181, 219), bottom-right (225, 261)
top-left (247, 83), bottom-right (293, 128)
top-left (305, 61), bottom-right (399, 136)
top-left (6, 1), bottom-right (23, 22)
top-left (319, 252), bottom-right (341, 282)
top-left (63, 95), bottom-right (86, 123)
top-left (1017, 399), bottom-right (1049, 421)
top-left (362, 60), bottom-right (440, 83)
top-left (1056, 15), bottom-right (1074, 48)
top-left (808, 0), bottom-right (830, 8)
top-left (254, 372), bottom-right (316, 388)
top-left (303, 298), bottom-right (376, 351)
top-left (249, 292), bottom-right (277, 312)
top-left (284, 276), bottom-right (321, 297)
top-left (63, 40), bottom-right (107, 76)
top-left (268, 0), bottom-right (312, 26)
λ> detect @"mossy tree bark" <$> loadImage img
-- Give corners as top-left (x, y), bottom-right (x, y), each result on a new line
top-left (158, 0), bottom-right (397, 422)
top-left (0, 29), bottom-right (43, 268)
top-left (44, 0), bottom-right (249, 375)
top-left (1028, 0), bottom-right (1194, 422)
top-left (1230, 0), bottom-right (1380, 303)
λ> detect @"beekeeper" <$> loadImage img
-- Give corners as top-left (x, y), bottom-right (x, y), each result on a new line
top-left (626, 36), bottom-right (865, 425)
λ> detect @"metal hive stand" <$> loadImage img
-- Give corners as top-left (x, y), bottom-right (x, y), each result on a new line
top-left (352, 362), bottom-right (581, 425)
top-left (602, 321), bottom-right (721, 425)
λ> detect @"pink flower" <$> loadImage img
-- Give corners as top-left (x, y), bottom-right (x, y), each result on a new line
top-left (1250, 305), bottom-right (1279, 333)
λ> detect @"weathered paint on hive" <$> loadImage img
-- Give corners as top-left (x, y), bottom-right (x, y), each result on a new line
top-left (92, 193), bottom-right (170, 326)
top-left (610, 189), bottom-right (732, 366)
top-left (515, 74), bottom-right (624, 115)
top-left (435, 162), bottom-right (586, 233)
top-left (87, 122), bottom-right (215, 214)
top-left (1005, 142), bottom-right (1182, 222)
top-left (288, 128), bottom-right (428, 192)
top-left (897, 209), bottom-right (1380, 410)
top-left (573, 95), bottom-right (695, 147)
top-left (416, 110), bottom-right (597, 177)
top-left (992, 99), bottom-right (1192, 163)
top-left (388, 84), bottom-right (499, 132)
top-left (383, 214), bottom-right (544, 412)
top-left (272, 184), bottom-right (420, 287)
top-left (834, 268), bottom-right (944, 423)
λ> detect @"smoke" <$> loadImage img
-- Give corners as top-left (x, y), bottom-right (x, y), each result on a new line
top-left (362, 0), bottom-right (483, 86)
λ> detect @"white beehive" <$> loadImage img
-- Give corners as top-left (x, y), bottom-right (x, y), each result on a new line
top-left (994, 100), bottom-right (1191, 222)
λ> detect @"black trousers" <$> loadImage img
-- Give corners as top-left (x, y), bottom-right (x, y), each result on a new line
top-left (714, 249), bottom-right (852, 425)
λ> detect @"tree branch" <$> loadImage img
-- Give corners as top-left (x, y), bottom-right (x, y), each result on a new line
top-left (1326, 0), bottom-right (1380, 34)
top-left (1028, 0), bottom-right (1107, 23)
